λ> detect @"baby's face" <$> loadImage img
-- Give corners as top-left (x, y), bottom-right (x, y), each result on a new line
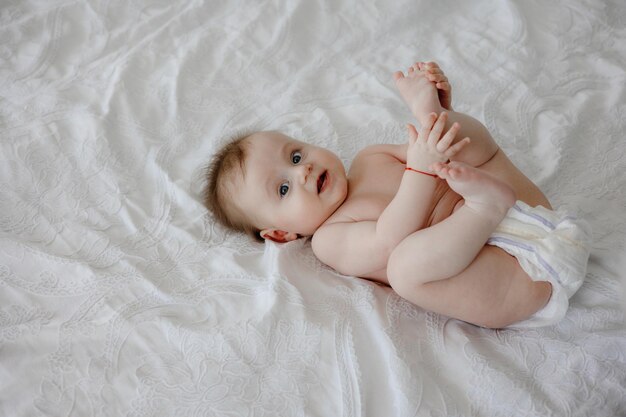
top-left (234, 131), bottom-right (348, 240)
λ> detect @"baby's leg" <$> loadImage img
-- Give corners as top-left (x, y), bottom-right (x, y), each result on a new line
top-left (387, 161), bottom-right (515, 285)
top-left (393, 64), bottom-right (443, 127)
top-left (409, 246), bottom-right (552, 328)
top-left (394, 63), bottom-right (499, 167)
top-left (386, 162), bottom-right (551, 327)
top-left (433, 113), bottom-right (550, 208)
top-left (394, 62), bottom-right (551, 208)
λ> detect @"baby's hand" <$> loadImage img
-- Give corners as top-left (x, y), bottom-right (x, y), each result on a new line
top-left (418, 62), bottom-right (453, 111)
top-left (406, 112), bottom-right (470, 173)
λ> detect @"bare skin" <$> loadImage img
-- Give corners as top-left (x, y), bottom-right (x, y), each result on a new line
top-left (313, 62), bottom-right (552, 328)
top-left (237, 61), bottom-right (552, 328)
top-left (397, 160), bottom-right (517, 284)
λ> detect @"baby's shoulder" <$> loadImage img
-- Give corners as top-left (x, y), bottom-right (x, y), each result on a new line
top-left (349, 143), bottom-right (407, 179)
top-left (354, 143), bottom-right (407, 163)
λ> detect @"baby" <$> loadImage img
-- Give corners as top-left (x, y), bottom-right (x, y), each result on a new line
top-left (204, 62), bottom-right (591, 329)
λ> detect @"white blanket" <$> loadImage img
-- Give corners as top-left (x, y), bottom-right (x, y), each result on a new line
top-left (1, 1), bottom-right (625, 416)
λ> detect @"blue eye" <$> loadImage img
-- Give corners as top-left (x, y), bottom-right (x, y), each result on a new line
top-left (279, 182), bottom-right (289, 197)
top-left (291, 151), bottom-right (302, 164)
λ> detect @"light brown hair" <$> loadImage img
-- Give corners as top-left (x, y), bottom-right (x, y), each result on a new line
top-left (203, 135), bottom-right (264, 242)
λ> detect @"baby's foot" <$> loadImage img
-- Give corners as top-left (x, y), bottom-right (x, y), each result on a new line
top-left (431, 161), bottom-right (515, 222)
top-left (394, 63), bottom-right (443, 126)
top-left (419, 62), bottom-right (453, 111)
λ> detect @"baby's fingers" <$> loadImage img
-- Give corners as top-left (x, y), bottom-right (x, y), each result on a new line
top-left (427, 73), bottom-right (447, 83)
top-left (436, 81), bottom-right (451, 92)
top-left (427, 112), bottom-right (448, 146)
top-left (423, 61), bottom-right (441, 70)
top-left (419, 112), bottom-right (437, 138)
top-left (444, 137), bottom-right (471, 159)
top-left (436, 122), bottom-right (460, 152)
top-left (426, 68), bottom-right (444, 76)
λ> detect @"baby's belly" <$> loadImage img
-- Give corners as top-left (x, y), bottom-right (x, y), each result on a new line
top-left (425, 188), bottom-right (464, 227)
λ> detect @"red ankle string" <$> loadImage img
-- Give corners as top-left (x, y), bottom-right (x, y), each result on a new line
top-left (405, 166), bottom-right (438, 178)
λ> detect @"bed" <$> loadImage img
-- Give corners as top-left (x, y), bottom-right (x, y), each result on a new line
top-left (1, 0), bottom-right (625, 416)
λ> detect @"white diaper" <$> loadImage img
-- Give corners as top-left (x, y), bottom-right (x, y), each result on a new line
top-left (487, 201), bottom-right (592, 329)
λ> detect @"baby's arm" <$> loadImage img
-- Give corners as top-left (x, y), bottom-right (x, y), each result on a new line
top-left (312, 113), bottom-right (468, 277)
top-left (395, 62), bottom-right (499, 167)
top-left (375, 112), bottom-right (469, 251)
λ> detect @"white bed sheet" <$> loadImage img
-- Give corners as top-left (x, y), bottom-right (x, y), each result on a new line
top-left (1, 0), bottom-right (625, 416)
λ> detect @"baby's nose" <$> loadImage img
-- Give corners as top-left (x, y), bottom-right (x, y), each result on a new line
top-left (297, 163), bottom-right (313, 184)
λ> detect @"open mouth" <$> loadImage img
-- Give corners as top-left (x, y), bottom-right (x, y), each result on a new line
top-left (317, 171), bottom-right (327, 194)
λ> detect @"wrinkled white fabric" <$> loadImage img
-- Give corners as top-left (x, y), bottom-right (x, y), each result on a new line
top-left (1, 1), bottom-right (626, 416)
top-left (489, 201), bottom-right (592, 328)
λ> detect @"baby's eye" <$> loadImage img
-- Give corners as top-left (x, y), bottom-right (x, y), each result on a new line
top-left (291, 150), bottom-right (302, 164)
top-left (279, 182), bottom-right (289, 197)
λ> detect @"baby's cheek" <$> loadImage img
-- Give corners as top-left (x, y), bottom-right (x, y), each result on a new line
top-left (296, 200), bottom-right (324, 231)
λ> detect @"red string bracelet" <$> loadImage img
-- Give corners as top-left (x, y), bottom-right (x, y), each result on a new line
top-left (405, 166), bottom-right (438, 178)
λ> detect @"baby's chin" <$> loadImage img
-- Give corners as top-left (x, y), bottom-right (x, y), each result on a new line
top-left (293, 199), bottom-right (345, 236)
top-left (297, 216), bottom-right (330, 237)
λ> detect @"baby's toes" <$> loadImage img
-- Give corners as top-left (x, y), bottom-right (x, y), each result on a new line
top-left (444, 167), bottom-right (461, 180)
top-left (446, 161), bottom-right (470, 176)
top-left (428, 73), bottom-right (447, 83)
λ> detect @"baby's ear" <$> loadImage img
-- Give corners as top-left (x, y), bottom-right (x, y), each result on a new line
top-left (260, 229), bottom-right (299, 243)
